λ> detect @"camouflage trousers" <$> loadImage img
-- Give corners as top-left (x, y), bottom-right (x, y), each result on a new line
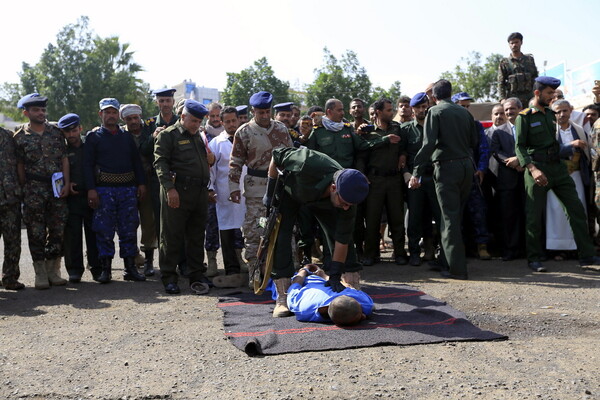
top-left (242, 197), bottom-right (265, 264)
top-left (23, 181), bottom-right (68, 262)
top-left (0, 202), bottom-right (22, 284)
top-left (205, 202), bottom-right (245, 251)
top-left (93, 186), bottom-right (139, 259)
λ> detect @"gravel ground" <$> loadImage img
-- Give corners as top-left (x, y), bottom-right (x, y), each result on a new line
top-left (0, 231), bottom-right (599, 400)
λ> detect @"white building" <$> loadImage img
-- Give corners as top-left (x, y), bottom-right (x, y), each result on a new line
top-left (172, 80), bottom-right (220, 105)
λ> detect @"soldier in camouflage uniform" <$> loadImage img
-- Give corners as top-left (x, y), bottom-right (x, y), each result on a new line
top-left (229, 91), bottom-right (293, 286)
top-left (14, 93), bottom-right (69, 289)
top-left (498, 32), bottom-right (538, 106)
top-left (0, 126), bottom-right (24, 290)
top-left (84, 98), bottom-right (147, 284)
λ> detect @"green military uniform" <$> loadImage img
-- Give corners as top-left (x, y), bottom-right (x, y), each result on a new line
top-left (63, 140), bottom-right (100, 278)
top-left (154, 120), bottom-right (210, 285)
top-left (306, 121), bottom-right (391, 169)
top-left (498, 53), bottom-right (538, 105)
top-left (401, 120), bottom-right (441, 258)
top-left (14, 122), bottom-right (68, 262)
top-left (413, 100), bottom-right (478, 276)
top-left (0, 127), bottom-right (23, 287)
top-left (515, 106), bottom-right (595, 262)
top-left (271, 147), bottom-right (360, 278)
top-left (361, 121), bottom-right (407, 261)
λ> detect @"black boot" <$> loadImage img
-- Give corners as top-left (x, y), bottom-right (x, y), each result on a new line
top-left (124, 256), bottom-right (146, 281)
top-left (98, 258), bottom-right (112, 284)
top-left (143, 249), bottom-right (155, 276)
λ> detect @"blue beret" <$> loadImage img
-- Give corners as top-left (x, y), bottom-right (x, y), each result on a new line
top-left (273, 102), bottom-right (294, 112)
top-left (18, 93), bottom-right (48, 109)
top-left (453, 92), bottom-right (473, 102)
top-left (249, 91), bottom-right (273, 109)
top-left (535, 76), bottom-right (561, 89)
top-left (153, 88), bottom-right (176, 97)
top-left (235, 105), bottom-right (248, 115)
top-left (99, 98), bottom-right (120, 111)
top-left (409, 92), bottom-right (428, 107)
top-left (184, 99), bottom-right (209, 119)
top-left (57, 113), bottom-right (80, 129)
top-left (335, 169), bottom-right (369, 204)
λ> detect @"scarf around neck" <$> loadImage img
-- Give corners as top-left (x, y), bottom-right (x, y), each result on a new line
top-left (322, 116), bottom-right (345, 132)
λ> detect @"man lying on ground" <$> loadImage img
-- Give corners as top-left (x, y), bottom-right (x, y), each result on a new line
top-left (286, 264), bottom-right (374, 326)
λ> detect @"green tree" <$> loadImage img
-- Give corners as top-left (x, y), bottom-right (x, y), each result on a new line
top-left (440, 52), bottom-right (504, 102)
top-left (370, 80), bottom-right (402, 105)
top-left (305, 48), bottom-right (372, 110)
top-left (6, 16), bottom-right (154, 129)
top-left (221, 57), bottom-right (296, 106)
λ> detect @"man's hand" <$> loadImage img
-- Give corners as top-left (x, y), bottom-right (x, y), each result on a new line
top-left (229, 190), bottom-right (241, 203)
top-left (167, 188), bottom-right (180, 208)
top-left (207, 152), bottom-right (216, 167)
top-left (398, 154), bottom-right (406, 169)
top-left (87, 189), bottom-right (99, 209)
top-left (474, 170), bottom-right (485, 184)
top-left (386, 134), bottom-right (401, 144)
top-left (208, 190), bottom-right (217, 203)
top-left (153, 126), bottom-right (165, 138)
top-left (69, 182), bottom-right (79, 196)
top-left (137, 184), bottom-right (146, 201)
top-left (408, 176), bottom-right (421, 189)
top-left (505, 156), bottom-right (520, 169)
top-left (529, 165), bottom-right (548, 186)
top-left (403, 172), bottom-right (412, 185)
top-left (592, 83), bottom-right (600, 104)
top-left (570, 139), bottom-right (587, 149)
top-left (325, 274), bottom-right (346, 292)
top-left (59, 184), bottom-right (69, 199)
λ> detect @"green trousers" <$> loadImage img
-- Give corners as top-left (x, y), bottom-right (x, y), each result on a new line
top-left (433, 159), bottom-right (473, 275)
top-left (524, 162), bottom-right (594, 262)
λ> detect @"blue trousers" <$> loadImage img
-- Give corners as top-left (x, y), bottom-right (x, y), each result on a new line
top-left (93, 186), bottom-right (139, 258)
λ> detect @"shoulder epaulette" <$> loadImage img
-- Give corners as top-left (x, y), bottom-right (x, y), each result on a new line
top-left (343, 122), bottom-right (352, 128)
top-left (519, 108), bottom-right (532, 115)
top-left (145, 117), bottom-right (156, 126)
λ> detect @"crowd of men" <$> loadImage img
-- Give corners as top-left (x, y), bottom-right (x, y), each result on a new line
top-left (1, 31), bottom-right (600, 323)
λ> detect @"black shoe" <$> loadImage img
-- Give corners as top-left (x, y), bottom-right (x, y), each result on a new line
top-left (191, 275), bottom-right (214, 288)
top-left (3, 280), bottom-right (25, 290)
top-left (409, 254), bottom-right (422, 266)
top-left (395, 255), bottom-right (408, 265)
top-left (528, 261), bottom-right (547, 272)
top-left (579, 255), bottom-right (600, 267)
top-left (164, 283), bottom-right (181, 294)
top-left (124, 257), bottom-right (146, 281)
top-left (143, 249), bottom-right (155, 276)
top-left (439, 270), bottom-right (469, 280)
top-left (68, 274), bottom-right (82, 283)
top-left (98, 258), bottom-right (112, 284)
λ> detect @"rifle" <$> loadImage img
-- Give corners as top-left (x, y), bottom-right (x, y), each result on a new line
top-left (251, 168), bottom-right (288, 295)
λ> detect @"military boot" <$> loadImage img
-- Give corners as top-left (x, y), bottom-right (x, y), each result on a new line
top-left (206, 250), bottom-right (218, 277)
top-left (478, 244), bottom-right (491, 260)
top-left (143, 249), bottom-right (155, 276)
top-left (124, 256), bottom-right (146, 281)
top-left (212, 273), bottom-right (246, 288)
top-left (33, 260), bottom-right (50, 290)
top-left (235, 248), bottom-right (248, 272)
top-left (46, 258), bottom-right (67, 286)
top-left (422, 237), bottom-right (435, 261)
top-left (98, 257), bottom-right (112, 284)
top-left (273, 277), bottom-right (292, 318)
top-left (342, 271), bottom-right (361, 289)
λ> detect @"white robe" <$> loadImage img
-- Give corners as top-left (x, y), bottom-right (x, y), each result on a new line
top-left (209, 132), bottom-right (246, 230)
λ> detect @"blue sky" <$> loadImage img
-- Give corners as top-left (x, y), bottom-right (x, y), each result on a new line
top-left (3, 0), bottom-right (598, 100)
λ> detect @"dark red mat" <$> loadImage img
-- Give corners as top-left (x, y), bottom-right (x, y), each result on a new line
top-left (218, 284), bottom-right (507, 356)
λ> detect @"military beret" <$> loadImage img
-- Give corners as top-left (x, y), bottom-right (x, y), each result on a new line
top-left (452, 92), bottom-right (473, 103)
top-left (249, 91), bottom-right (273, 109)
top-left (273, 102), bottom-right (294, 113)
top-left (236, 105), bottom-right (248, 115)
top-left (18, 93), bottom-right (48, 109)
top-left (153, 88), bottom-right (176, 97)
top-left (409, 92), bottom-right (428, 107)
top-left (184, 99), bottom-right (209, 119)
top-left (119, 104), bottom-right (142, 119)
top-left (535, 76), bottom-right (561, 89)
top-left (99, 98), bottom-right (120, 111)
top-left (335, 169), bottom-right (369, 204)
top-left (57, 113), bottom-right (80, 129)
